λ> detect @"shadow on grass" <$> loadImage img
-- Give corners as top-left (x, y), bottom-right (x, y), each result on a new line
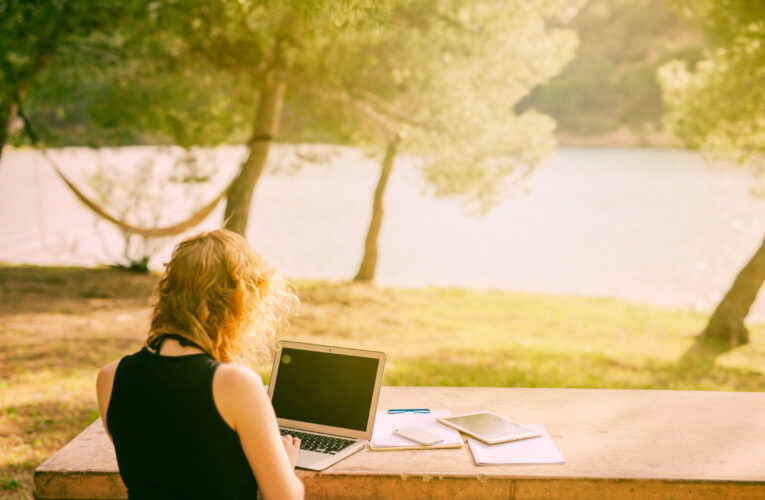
top-left (297, 280), bottom-right (400, 307)
top-left (1, 335), bottom-right (143, 379)
top-left (0, 265), bottom-right (157, 316)
top-left (385, 347), bottom-right (765, 391)
top-left (677, 334), bottom-right (739, 370)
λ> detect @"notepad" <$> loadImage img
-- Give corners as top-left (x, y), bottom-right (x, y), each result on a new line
top-left (370, 409), bottom-right (463, 450)
top-left (467, 424), bottom-right (565, 465)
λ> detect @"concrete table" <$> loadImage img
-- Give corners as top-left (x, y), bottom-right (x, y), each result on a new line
top-left (34, 387), bottom-right (765, 499)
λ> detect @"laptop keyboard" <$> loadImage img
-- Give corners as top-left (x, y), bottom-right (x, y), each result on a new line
top-left (280, 429), bottom-right (356, 455)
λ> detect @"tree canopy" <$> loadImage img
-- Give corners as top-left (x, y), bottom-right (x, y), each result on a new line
top-left (0, 0), bottom-right (146, 156)
top-left (658, 0), bottom-right (764, 169)
top-left (12, 0), bottom-right (582, 236)
top-left (284, 0), bottom-right (580, 210)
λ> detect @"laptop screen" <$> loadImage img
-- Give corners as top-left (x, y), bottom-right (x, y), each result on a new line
top-left (271, 347), bottom-right (380, 431)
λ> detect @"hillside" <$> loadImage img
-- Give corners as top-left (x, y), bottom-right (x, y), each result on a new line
top-left (520, 0), bottom-right (706, 147)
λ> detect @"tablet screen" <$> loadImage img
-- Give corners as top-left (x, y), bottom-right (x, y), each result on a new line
top-left (441, 413), bottom-right (534, 440)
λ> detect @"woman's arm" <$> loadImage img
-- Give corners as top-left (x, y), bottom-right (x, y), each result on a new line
top-left (95, 360), bottom-right (120, 442)
top-left (213, 364), bottom-right (305, 500)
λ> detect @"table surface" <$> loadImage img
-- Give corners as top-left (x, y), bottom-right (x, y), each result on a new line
top-left (36, 386), bottom-right (765, 484)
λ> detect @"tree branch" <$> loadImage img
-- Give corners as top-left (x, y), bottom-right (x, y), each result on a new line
top-left (286, 76), bottom-right (395, 135)
top-left (346, 86), bottom-right (441, 132)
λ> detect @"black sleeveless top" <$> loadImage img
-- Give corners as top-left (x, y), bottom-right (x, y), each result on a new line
top-left (106, 345), bottom-right (259, 499)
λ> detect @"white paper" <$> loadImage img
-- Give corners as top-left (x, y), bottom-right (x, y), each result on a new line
top-left (467, 424), bottom-right (565, 465)
top-left (371, 409), bottom-right (463, 448)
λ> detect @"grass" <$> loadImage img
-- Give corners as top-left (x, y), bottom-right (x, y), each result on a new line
top-left (1, 264), bottom-right (764, 498)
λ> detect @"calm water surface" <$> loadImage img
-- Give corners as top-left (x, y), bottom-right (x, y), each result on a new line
top-left (1, 145), bottom-right (763, 322)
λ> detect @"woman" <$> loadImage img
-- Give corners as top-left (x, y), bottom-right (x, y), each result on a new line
top-left (96, 230), bottom-right (304, 499)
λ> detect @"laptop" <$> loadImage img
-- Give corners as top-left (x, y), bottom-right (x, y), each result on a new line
top-left (267, 340), bottom-right (386, 470)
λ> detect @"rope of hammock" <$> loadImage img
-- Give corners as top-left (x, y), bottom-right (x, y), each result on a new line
top-left (17, 106), bottom-right (233, 238)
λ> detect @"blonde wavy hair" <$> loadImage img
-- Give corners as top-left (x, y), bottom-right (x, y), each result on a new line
top-left (148, 229), bottom-right (297, 365)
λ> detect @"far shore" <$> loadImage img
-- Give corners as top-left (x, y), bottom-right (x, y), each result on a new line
top-left (555, 128), bottom-right (676, 148)
top-left (2, 128), bottom-right (678, 153)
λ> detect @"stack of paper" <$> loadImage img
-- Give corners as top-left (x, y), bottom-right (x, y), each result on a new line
top-left (467, 424), bottom-right (565, 465)
top-left (371, 409), bottom-right (463, 450)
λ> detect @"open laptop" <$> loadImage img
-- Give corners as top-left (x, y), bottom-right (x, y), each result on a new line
top-left (267, 340), bottom-right (386, 470)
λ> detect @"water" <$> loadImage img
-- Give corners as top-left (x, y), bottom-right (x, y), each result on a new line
top-left (1, 145), bottom-right (764, 322)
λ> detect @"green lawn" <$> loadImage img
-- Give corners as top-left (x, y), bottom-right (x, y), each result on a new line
top-left (1, 265), bottom-right (764, 498)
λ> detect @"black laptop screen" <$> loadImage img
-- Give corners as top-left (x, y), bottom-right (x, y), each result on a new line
top-left (271, 347), bottom-right (380, 431)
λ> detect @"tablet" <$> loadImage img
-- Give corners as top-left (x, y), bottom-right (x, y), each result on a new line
top-left (436, 412), bottom-right (542, 444)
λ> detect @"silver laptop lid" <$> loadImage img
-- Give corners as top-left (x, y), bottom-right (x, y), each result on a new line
top-left (267, 341), bottom-right (386, 440)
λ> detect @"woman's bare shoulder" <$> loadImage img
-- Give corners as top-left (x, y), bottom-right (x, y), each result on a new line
top-left (213, 363), bottom-right (269, 430)
top-left (215, 362), bottom-right (264, 390)
top-left (96, 360), bottom-right (120, 392)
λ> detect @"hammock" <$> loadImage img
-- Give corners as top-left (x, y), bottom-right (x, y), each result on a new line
top-left (17, 107), bottom-right (233, 238)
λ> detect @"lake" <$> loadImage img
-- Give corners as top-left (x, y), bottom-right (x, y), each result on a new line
top-left (1, 145), bottom-right (764, 322)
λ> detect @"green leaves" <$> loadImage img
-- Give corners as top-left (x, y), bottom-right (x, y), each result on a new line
top-left (13, 0), bottom-right (580, 213)
top-left (297, 0), bottom-right (580, 211)
top-left (659, 0), bottom-right (765, 172)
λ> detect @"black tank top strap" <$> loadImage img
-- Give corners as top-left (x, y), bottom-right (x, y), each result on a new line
top-left (148, 333), bottom-right (208, 355)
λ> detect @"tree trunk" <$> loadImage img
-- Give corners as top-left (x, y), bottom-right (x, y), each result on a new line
top-left (0, 97), bottom-right (16, 164)
top-left (354, 138), bottom-right (399, 282)
top-left (702, 234), bottom-right (765, 345)
top-left (223, 46), bottom-right (290, 236)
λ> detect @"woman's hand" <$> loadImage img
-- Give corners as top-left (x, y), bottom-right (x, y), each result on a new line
top-left (282, 435), bottom-right (301, 468)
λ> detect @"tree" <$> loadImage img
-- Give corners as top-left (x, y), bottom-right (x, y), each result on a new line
top-left (297, 0), bottom-right (580, 281)
top-left (14, 0), bottom-right (575, 279)
top-left (13, 1), bottom-right (262, 151)
top-left (0, 0), bottom-right (145, 162)
top-left (143, 1), bottom-right (393, 236)
top-left (98, 0), bottom-right (576, 253)
top-left (658, 0), bottom-right (765, 345)
top-left (10, 1), bottom-right (393, 239)
top-left (9, 2), bottom-right (245, 256)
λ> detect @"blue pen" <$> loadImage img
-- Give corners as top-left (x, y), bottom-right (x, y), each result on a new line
top-left (387, 408), bottom-right (430, 414)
